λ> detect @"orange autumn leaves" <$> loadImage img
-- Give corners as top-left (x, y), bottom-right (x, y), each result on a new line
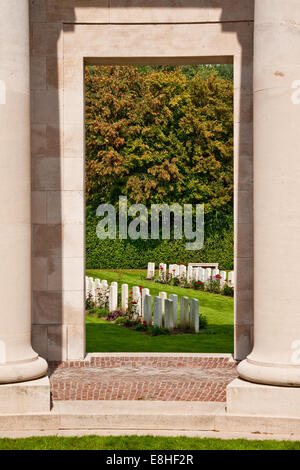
top-left (85, 66), bottom-right (233, 213)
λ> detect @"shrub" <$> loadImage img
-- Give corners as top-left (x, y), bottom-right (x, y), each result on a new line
top-left (88, 307), bottom-right (108, 317)
top-left (114, 317), bottom-right (128, 325)
top-left (205, 279), bottom-right (221, 294)
top-left (221, 284), bottom-right (234, 297)
top-left (86, 223), bottom-right (234, 271)
top-left (199, 314), bottom-right (208, 329)
top-left (148, 326), bottom-right (170, 336)
top-left (85, 293), bottom-right (95, 310)
top-left (134, 323), bottom-right (148, 332)
top-left (107, 310), bottom-right (125, 322)
top-left (170, 277), bottom-right (180, 287)
top-left (192, 280), bottom-right (205, 291)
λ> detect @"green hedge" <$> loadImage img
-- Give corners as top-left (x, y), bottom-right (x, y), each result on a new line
top-left (86, 213), bottom-right (233, 271)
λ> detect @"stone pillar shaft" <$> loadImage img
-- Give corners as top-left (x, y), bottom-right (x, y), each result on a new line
top-left (238, 0), bottom-right (300, 385)
top-left (0, 0), bottom-right (47, 383)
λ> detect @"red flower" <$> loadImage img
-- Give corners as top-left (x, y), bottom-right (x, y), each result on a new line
top-left (143, 321), bottom-right (147, 326)
top-left (216, 274), bottom-right (222, 279)
top-left (132, 301), bottom-right (137, 305)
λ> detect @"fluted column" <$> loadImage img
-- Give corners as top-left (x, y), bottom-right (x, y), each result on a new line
top-left (0, 0), bottom-right (48, 383)
top-left (238, 0), bottom-right (300, 386)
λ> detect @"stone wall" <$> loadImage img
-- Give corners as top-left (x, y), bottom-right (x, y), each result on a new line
top-left (29, 0), bottom-right (254, 361)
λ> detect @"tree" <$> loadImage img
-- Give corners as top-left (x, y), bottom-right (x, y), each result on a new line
top-left (85, 65), bottom-right (233, 216)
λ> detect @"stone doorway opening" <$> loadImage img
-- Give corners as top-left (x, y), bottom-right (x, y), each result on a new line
top-left (31, 21), bottom-right (253, 365)
top-left (84, 61), bottom-right (235, 357)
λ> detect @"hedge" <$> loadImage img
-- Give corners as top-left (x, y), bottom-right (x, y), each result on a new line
top-left (86, 213), bottom-right (233, 271)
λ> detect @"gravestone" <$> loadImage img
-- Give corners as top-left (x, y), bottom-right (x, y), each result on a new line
top-left (158, 291), bottom-right (167, 326)
top-left (147, 262), bottom-right (155, 279)
top-left (179, 264), bottom-right (186, 280)
top-left (109, 282), bottom-right (118, 312)
top-left (169, 294), bottom-right (178, 328)
top-left (164, 299), bottom-right (174, 331)
top-left (159, 263), bottom-right (167, 281)
top-left (190, 299), bottom-right (200, 333)
top-left (180, 296), bottom-right (190, 329)
top-left (121, 284), bottom-right (128, 312)
top-left (141, 288), bottom-right (150, 317)
top-left (153, 296), bottom-right (162, 328)
top-left (144, 294), bottom-right (152, 327)
top-left (228, 271), bottom-right (234, 287)
top-left (187, 265), bottom-right (193, 283)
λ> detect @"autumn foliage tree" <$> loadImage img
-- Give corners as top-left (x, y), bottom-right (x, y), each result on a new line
top-left (85, 65), bottom-right (233, 214)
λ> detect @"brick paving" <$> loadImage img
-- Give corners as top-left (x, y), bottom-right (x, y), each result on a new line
top-left (49, 356), bottom-right (237, 402)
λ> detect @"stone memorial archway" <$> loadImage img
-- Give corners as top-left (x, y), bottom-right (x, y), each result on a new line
top-left (1, 0), bottom-right (300, 418)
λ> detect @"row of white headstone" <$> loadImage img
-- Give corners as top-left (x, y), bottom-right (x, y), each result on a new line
top-left (85, 277), bottom-right (200, 333)
top-left (148, 263), bottom-right (234, 287)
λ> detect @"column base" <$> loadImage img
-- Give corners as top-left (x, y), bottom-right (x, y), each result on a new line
top-left (0, 356), bottom-right (48, 384)
top-left (227, 378), bottom-right (300, 417)
top-left (238, 358), bottom-right (300, 387)
top-left (0, 376), bottom-right (50, 414)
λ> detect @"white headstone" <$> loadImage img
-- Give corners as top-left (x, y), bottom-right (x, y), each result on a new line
top-left (132, 286), bottom-right (142, 316)
top-left (158, 291), bottom-right (167, 326)
top-left (228, 271), bottom-right (235, 287)
top-left (164, 299), bottom-right (174, 331)
top-left (180, 296), bottom-right (190, 329)
top-left (153, 296), bottom-right (162, 328)
top-left (199, 268), bottom-right (206, 282)
top-left (174, 264), bottom-right (180, 278)
top-left (109, 282), bottom-right (118, 312)
top-left (89, 280), bottom-right (96, 301)
top-left (147, 262), bottom-right (155, 279)
top-left (143, 294), bottom-right (152, 326)
top-left (159, 263), bottom-right (167, 281)
top-left (220, 271), bottom-right (227, 287)
top-left (187, 265), bottom-right (193, 283)
top-left (204, 268), bottom-right (212, 283)
top-left (141, 288), bottom-right (150, 317)
top-left (121, 284), bottom-right (129, 312)
top-left (179, 265), bottom-right (187, 280)
top-left (190, 299), bottom-right (200, 333)
top-left (212, 268), bottom-right (220, 278)
top-left (169, 294), bottom-right (178, 328)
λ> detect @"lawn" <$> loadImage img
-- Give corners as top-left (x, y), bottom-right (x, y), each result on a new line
top-left (0, 435), bottom-right (298, 450)
top-left (86, 269), bottom-right (234, 353)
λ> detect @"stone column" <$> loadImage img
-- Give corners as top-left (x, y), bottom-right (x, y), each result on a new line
top-left (237, 0), bottom-right (300, 386)
top-left (0, 0), bottom-right (48, 383)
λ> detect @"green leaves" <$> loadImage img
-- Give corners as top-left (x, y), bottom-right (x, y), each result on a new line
top-left (85, 65), bottom-right (233, 213)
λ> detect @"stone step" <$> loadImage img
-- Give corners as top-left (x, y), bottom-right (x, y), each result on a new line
top-left (2, 400), bottom-right (300, 437)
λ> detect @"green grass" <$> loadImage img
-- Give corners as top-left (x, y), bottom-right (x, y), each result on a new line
top-left (86, 269), bottom-right (233, 353)
top-left (0, 435), bottom-right (299, 450)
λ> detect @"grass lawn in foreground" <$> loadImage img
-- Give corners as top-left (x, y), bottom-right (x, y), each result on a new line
top-left (0, 435), bottom-right (298, 450)
top-left (86, 269), bottom-right (233, 353)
